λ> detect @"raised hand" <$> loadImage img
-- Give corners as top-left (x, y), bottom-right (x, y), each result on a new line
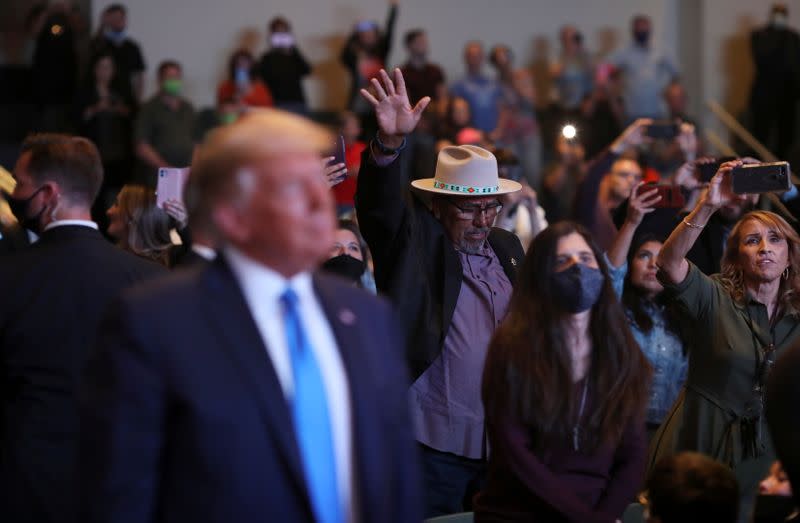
top-left (676, 122), bottom-right (698, 160)
top-left (705, 159), bottom-right (750, 210)
top-left (626, 182), bottom-right (661, 227)
top-left (610, 118), bottom-right (652, 154)
top-left (322, 157), bottom-right (348, 188)
top-left (162, 199), bottom-right (188, 230)
top-left (674, 159), bottom-right (703, 191)
top-left (360, 68), bottom-right (430, 146)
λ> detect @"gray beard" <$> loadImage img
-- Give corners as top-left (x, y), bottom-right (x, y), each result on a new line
top-left (458, 238), bottom-right (487, 254)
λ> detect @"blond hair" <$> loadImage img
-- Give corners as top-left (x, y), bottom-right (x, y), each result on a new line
top-left (186, 109), bottom-right (332, 232)
top-left (116, 185), bottom-right (173, 266)
top-left (719, 210), bottom-right (800, 312)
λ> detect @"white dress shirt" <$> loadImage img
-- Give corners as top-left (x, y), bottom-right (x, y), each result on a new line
top-left (191, 244), bottom-right (216, 261)
top-left (225, 247), bottom-right (354, 522)
top-left (43, 219), bottom-right (99, 232)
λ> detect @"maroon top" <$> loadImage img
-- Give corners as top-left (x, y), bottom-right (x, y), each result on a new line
top-left (474, 399), bottom-right (646, 523)
top-left (400, 61), bottom-right (446, 103)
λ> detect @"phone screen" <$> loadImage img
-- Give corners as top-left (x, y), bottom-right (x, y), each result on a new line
top-left (333, 135), bottom-right (346, 167)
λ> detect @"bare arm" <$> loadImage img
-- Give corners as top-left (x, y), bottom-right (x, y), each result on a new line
top-left (607, 182), bottom-right (660, 268)
top-left (657, 160), bottom-right (747, 284)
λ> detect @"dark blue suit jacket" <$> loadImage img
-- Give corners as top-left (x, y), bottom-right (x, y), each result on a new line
top-left (0, 226), bottom-right (165, 523)
top-left (78, 257), bottom-right (422, 523)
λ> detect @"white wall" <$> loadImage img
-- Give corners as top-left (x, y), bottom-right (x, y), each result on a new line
top-left (92, 0), bottom-right (676, 110)
top-left (699, 0), bottom-right (800, 145)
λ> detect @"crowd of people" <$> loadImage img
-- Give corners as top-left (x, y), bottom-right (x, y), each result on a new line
top-left (4, 2), bottom-right (800, 523)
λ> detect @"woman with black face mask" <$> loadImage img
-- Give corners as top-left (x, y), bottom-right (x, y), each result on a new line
top-left (321, 219), bottom-right (376, 293)
top-left (475, 221), bottom-right (653, 523)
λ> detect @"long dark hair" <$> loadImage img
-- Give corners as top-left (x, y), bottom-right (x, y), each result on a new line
top-left (115, 184), bottom-right (173, 267)
top-left (482, 221), bottom-right (652, 451)
top-left (621, 233), bottom-right (680, 334)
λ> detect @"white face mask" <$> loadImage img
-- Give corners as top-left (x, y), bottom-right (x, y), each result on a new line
top-left (270, 32), bottom-right (295, 48)
top-left (772, 13), bottom-right (789, 28)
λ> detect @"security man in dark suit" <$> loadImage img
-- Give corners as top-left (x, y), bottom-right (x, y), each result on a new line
top-left (79, 109), bottom-right (421, 523)
top-left (0, 134), bottom-right (165, 523)
top-left (0, 220), bottom-right (30, 255)
top-left (356, 69), bottom-right (525, 516)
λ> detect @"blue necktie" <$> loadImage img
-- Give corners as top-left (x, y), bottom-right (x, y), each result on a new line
top-left (280, 288), bottom-right (342, 523)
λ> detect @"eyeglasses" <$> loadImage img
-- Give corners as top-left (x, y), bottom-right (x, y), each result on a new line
top-left (445, 200), bottom-right (503, 221)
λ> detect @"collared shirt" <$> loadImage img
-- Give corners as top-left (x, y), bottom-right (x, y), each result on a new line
top-left (191, 244), bottom-right (216, 261)
top-left (224, 247), bottom-right (354, 521)
top-left (43, 220), bottom-right (99, 231)
top-left (410, 242), bottom-right (513, 459)
top-left (134, 95), bottom-right (196, 167)
top-left (605, 254), bottom-right (687, 424)
top-left (450, 73), bottom-right (504, 133)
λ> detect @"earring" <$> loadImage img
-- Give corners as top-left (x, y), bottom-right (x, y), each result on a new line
top-left (783, 267), bottom-right (790, 280)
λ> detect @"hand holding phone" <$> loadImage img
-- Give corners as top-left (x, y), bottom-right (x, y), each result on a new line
top-left (636, 183), bottom-right (685, 209)
top-left (731, 161), bottom-right (792, 194)
top-left (645, 121), bottom-right (679, 140)
top-left (695, 156), bottom-right (737, 183)
top-left (627, 182), bottom-right (662, 226)
top-left (323, 157), bottom-right (347, 188)
top-left (156, 167), bottom-right (190, 208)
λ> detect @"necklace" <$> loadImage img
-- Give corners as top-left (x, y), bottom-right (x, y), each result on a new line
top-left (572, 378), bottom-right (589, 451)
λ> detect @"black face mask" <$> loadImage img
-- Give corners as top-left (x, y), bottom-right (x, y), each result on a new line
top-left (633, 30), bottom-right (650, 46)
top-left (322, 255), bottom-right (366, 283)
top-left (5, 186), bottom-right (47, 234)
top-left (551, 263), bottom-right (605, 313)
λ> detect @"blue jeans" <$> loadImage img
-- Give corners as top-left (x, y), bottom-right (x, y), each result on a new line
top-left (419, 444), bottom-right (486, 518)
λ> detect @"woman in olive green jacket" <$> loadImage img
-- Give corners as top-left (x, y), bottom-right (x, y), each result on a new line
top-left (650, 159), bottom-right (800, 522)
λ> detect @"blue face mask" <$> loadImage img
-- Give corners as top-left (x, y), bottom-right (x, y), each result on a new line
top-left (234, 67), bottom-right (250, 87)
top-left (551, 263), bottom-right (605, 313)
top-left (104, 29), bottom-right (127, 45)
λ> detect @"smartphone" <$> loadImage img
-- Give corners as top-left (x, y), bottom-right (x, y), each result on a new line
top-left (332, 135), bottom-right (346, 166)
top-left (645, 121), bottom-right (679, 140)
top-left (325, 135), bottom-right (347, 183)
top-left (156, 167), bottom-right (190, 208)
top-left (637, 184), bottom-right (686, 209)
top-left (695, 156), bottom-right (737, 183)
top-left (731, 161), bottom-right (792, 194)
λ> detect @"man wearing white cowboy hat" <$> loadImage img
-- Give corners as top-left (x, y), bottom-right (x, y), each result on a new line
top-left (356, 68), bottom-right (524, 517)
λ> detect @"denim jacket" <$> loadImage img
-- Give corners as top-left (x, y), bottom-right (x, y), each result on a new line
top-left (604, 253), bottom-right (687, 425)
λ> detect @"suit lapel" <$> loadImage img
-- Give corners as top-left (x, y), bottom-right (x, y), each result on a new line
top-left (488, 229), bottom-right (520, 282)
top-left (312, 274), bottom-right (384, 519)
top-left (199, 258), bottom-right (308, 499)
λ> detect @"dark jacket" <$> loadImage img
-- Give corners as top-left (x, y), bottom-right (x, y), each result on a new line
top-left (0, 222), bottom-right (30, 255)
top-left (356, 149), bottom-right (524, 379)
top-left (78, 258), bottom-right (422, 523)
top-left (0, 225), bottom-right (165, 523)
top-left (767, 339), bottom-right (800, 509)
top-left (340, 5), bottom-right (397, 107)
